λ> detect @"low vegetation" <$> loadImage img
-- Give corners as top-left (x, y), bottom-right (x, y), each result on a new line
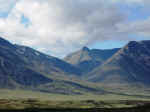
top-left (0, 99), bottom-right (150, 112)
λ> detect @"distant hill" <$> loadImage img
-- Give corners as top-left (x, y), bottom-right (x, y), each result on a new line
top-left (64, 46), bottom-right (120, 74)
top-left (88, 40), bottom-right (150, 85)
top-left (0, 37), bottom-right (102, 94)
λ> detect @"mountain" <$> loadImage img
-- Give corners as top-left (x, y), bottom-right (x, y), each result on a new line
top-left (0, 37), bottom-right (102, 94)
top-left (2, 36), bottom-right (150, 95)
top-left (0, 37), bottom-right (52, 88)
top-left (15, 45), bottom-right (82, 78)
top-left (88, 40), bottom-right (150, 85)
top-left (64, 46), bottom-right (120, 74)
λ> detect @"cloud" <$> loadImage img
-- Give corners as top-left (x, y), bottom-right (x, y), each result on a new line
top-left (0, 0), bottom-right (17, 13)
top-left (111, 0), bottom-right (150, 39)
top-left (0, 0), bottom-right (127, 57)
top-left (0, 0), bottom-right (149, 57)
top-left (112, 0), bottom-right (143, 4)
top-left (112, 0), bottom-right (150, 6)
top-left (117, 17), bottom-right (150, 38)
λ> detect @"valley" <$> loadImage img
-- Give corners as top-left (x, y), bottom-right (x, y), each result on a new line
top-left (0, 37), bottom-right (150, 111)
top-left (1, 0), bottom-right (150, 111)
top-left (0, 98), bottom-right (150, 112)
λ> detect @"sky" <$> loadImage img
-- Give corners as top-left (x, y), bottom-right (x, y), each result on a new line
top-left (0, 0), bottom-right (150, 57)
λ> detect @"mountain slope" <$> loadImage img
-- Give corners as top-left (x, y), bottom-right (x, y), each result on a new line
top-left (0, 37), bottom-right (103, 94)
top-left (15, 45), bottom-right (82, 78)
top-left (0, 37), bottom-right (52, 88)
top-left (64, 47), bottom-right (120, 74)
top-left (88, 40), bottom-right (150, 85)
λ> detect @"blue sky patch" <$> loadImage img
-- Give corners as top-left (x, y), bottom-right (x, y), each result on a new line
top-left (20, 15), bottom-right (31, 27)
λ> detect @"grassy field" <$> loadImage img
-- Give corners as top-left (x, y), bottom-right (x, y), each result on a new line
top-left (0, 89), bottom-right (150, 111)
top-left (0, 89), bottom-right (150, 101)
top-left (0, 99), bottom-right (150, 109)
top-left (0, 89), bottom-right (150, 109)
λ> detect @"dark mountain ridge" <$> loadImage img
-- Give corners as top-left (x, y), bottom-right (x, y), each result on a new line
top-left (1, 36), bottom-right (150, 94)
top-left (88, 40), bottom-right (150, 85)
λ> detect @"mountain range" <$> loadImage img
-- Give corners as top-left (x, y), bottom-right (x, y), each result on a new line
top-left (0, 37), bottom-right (101, 94)
top-left (87, 41), bottom-right (150, 85)
top-left (0, 37), bottom-right (150, 95)
top-left (64, 46), bottom-right (120, 75)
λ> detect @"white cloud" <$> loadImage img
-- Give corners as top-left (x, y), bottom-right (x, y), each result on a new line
top-left (0, 0), bottom-right (127, 57)
top-left (0, 0), bottom-right (17, 13)
top-left (112, 0), bottom-right (142, 3)
top-left (117, 17), bottom-right (150, 37)
top-left (111, 0), bottom-right (150, 5)
top-left (0, 0), bottom-right (149, 57)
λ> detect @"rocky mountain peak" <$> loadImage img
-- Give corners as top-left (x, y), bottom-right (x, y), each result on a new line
top-left (82, 46), bottom-right (90, 52)
top-left (126, 41), bottom-right (139, 48)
